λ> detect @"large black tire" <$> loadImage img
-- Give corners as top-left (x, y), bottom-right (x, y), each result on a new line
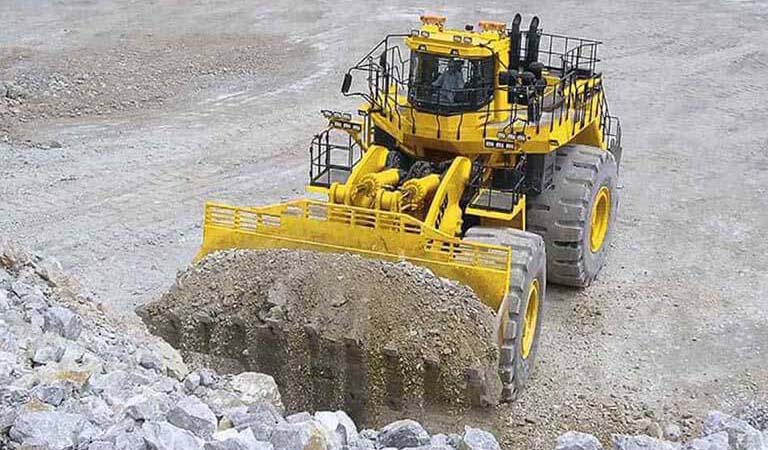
top-left (464, 227), bottom-right (546, 402)
top-left (527, 145), bottom-right (619, 287)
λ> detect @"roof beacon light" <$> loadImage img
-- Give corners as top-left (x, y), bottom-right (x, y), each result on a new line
top-left (478, 20), bottom-right (506, 33)
top-left (420, 15), bottom-right (446, 31)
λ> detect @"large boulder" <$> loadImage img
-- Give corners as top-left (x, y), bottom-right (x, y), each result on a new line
top-left (31, 381), bottom-right (72, 406)
top-left (224, 402), bottom-right (284, 441)
top-left (227, 372), bottom-right (283, 412)
top-left (9, 410), bottom-right (89, 450)
top-left (30, 336), bottom-right (66, 365)
top-left (166, 395), bottom-right (218, 439)
top-left (123, 390), bottom-right (172, 421)
top-left (1, 405), bottom-right (18, 434)
top-left (206, 428), bottom-right (273, 450)
top-left (136, 349), bottom-right (164, 372)
top-left (151, 375), bottom-right (181, 394)
top-left (459, 426), bottom-right (501, 450)
top-left (556, 431), bottom-right (604, 450)
top-left (201, 388), bottom-right (246, 417)
top-left (60, 395), bottom-right (114, 428)
top-left (112, 429), bottom-right (147, 450)
top-left (142, 421), bottom-right (204, 450)
top-left (684, 431), bottom-right (730, 450)
top-left (36, 361), bottom-right (101, 393)
top-left (703, 411), bottom-right (765, 450)
top-left (315, 410), bottom-right (358, 447)
top-left (43, 306), bottom-right (84, 340)
top-left (230, 402), bottom-right (284, 429)
top-left (0, 386), bottom-right (29, 433)
top-left (145, 339), bottom-right (189, 380)
top-left (377, 420), bottom-right (431, 449)
top-left (270, 421), bottom-right (331, 450)
top-left (87, 370), bottom-right (150, 406)
top-left (612, 435), bottom-right (677, 450)
top-left (0, 385), bottom-right (30, 406)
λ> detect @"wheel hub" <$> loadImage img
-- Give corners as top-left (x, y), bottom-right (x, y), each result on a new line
top-left (521, 279), bottom-right (540, 359)
top-left (589, 186), bottom-right (611, 253)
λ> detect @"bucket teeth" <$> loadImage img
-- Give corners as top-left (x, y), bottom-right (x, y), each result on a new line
top-left (382, 345), bottom-right (405, 411)
top-left (163, 310), bottom-right (182, 348)
top-left (343, 335), bottom-right (369, 423)
top-left (465, 367), bottom-right (485, 407)
top-left (251, 321), bottom-right (287, 380)
top-left (306, 329), bottom-right (346, 410)
top-left (465, 365), bottom-right (502, 407)
top-left (422, 356), bottom-right (442, 407)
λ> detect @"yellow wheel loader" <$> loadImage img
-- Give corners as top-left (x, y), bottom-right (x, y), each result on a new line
top-left (142, 15), bottom-right (622, 419)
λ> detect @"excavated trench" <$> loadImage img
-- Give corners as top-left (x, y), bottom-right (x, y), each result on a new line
top-left (138, 249), bottom-right (501, 425)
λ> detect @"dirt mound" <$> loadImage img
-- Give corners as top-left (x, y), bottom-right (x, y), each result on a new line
top-left (138, 249), bottom-right (500, 425)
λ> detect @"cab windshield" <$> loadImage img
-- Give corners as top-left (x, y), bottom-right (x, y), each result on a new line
top-left (408, 52), bottom-right (495, 115)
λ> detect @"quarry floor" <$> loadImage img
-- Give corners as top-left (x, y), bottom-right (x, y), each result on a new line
top-left (1, 0), bottom-right (767, 447)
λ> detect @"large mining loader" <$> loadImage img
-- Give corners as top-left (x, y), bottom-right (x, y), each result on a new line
top-left (147, 15), bottom-right (622, 419)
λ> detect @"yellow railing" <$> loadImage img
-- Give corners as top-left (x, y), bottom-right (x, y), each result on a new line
top-left (196, 199), bottom-right (512, 311)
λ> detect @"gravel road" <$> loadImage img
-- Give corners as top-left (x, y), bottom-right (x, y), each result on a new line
top-left (1, 0), bottom-right (766, 448)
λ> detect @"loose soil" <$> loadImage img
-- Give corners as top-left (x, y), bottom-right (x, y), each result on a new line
top-left (138, 249), bottom-right (500, 426)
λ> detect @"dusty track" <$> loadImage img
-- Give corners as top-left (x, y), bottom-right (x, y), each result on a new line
top-left (1, 0), bottom-right (767, 448)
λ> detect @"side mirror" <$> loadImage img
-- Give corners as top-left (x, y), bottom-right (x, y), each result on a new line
top-left (341, 73), bottom-right (352, 94)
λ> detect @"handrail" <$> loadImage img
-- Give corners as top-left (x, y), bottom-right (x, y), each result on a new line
top-left (203, 200), bottom-right (511, 272)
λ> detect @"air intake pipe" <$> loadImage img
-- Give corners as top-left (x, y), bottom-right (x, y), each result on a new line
top-left (509, 14), bottom-right (522, 71)
top-left (524, 16), bottom-right (541, 69)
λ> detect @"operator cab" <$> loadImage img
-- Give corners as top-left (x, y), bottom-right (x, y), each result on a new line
top-left (408, 52), bottom-right (495, 115)
top-left (405, 16), bottom-right (503, 116)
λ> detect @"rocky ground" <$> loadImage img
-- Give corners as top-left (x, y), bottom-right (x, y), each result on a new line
top-left (1, 0), bottom-right (767, 448)
top-left (0, 241), bottom-right (502, 450)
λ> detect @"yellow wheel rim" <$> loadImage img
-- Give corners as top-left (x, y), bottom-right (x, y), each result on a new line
top-left (521, 279), bottom-right (540, 359)
top-left (589, 186), bottom-right (611, 253)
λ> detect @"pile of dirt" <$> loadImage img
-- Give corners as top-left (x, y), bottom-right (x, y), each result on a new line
top-left (138, 249), bottom-right (500, 426)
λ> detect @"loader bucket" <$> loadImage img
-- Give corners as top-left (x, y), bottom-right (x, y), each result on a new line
top-left (140, 199), bottom-right (515, 423)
